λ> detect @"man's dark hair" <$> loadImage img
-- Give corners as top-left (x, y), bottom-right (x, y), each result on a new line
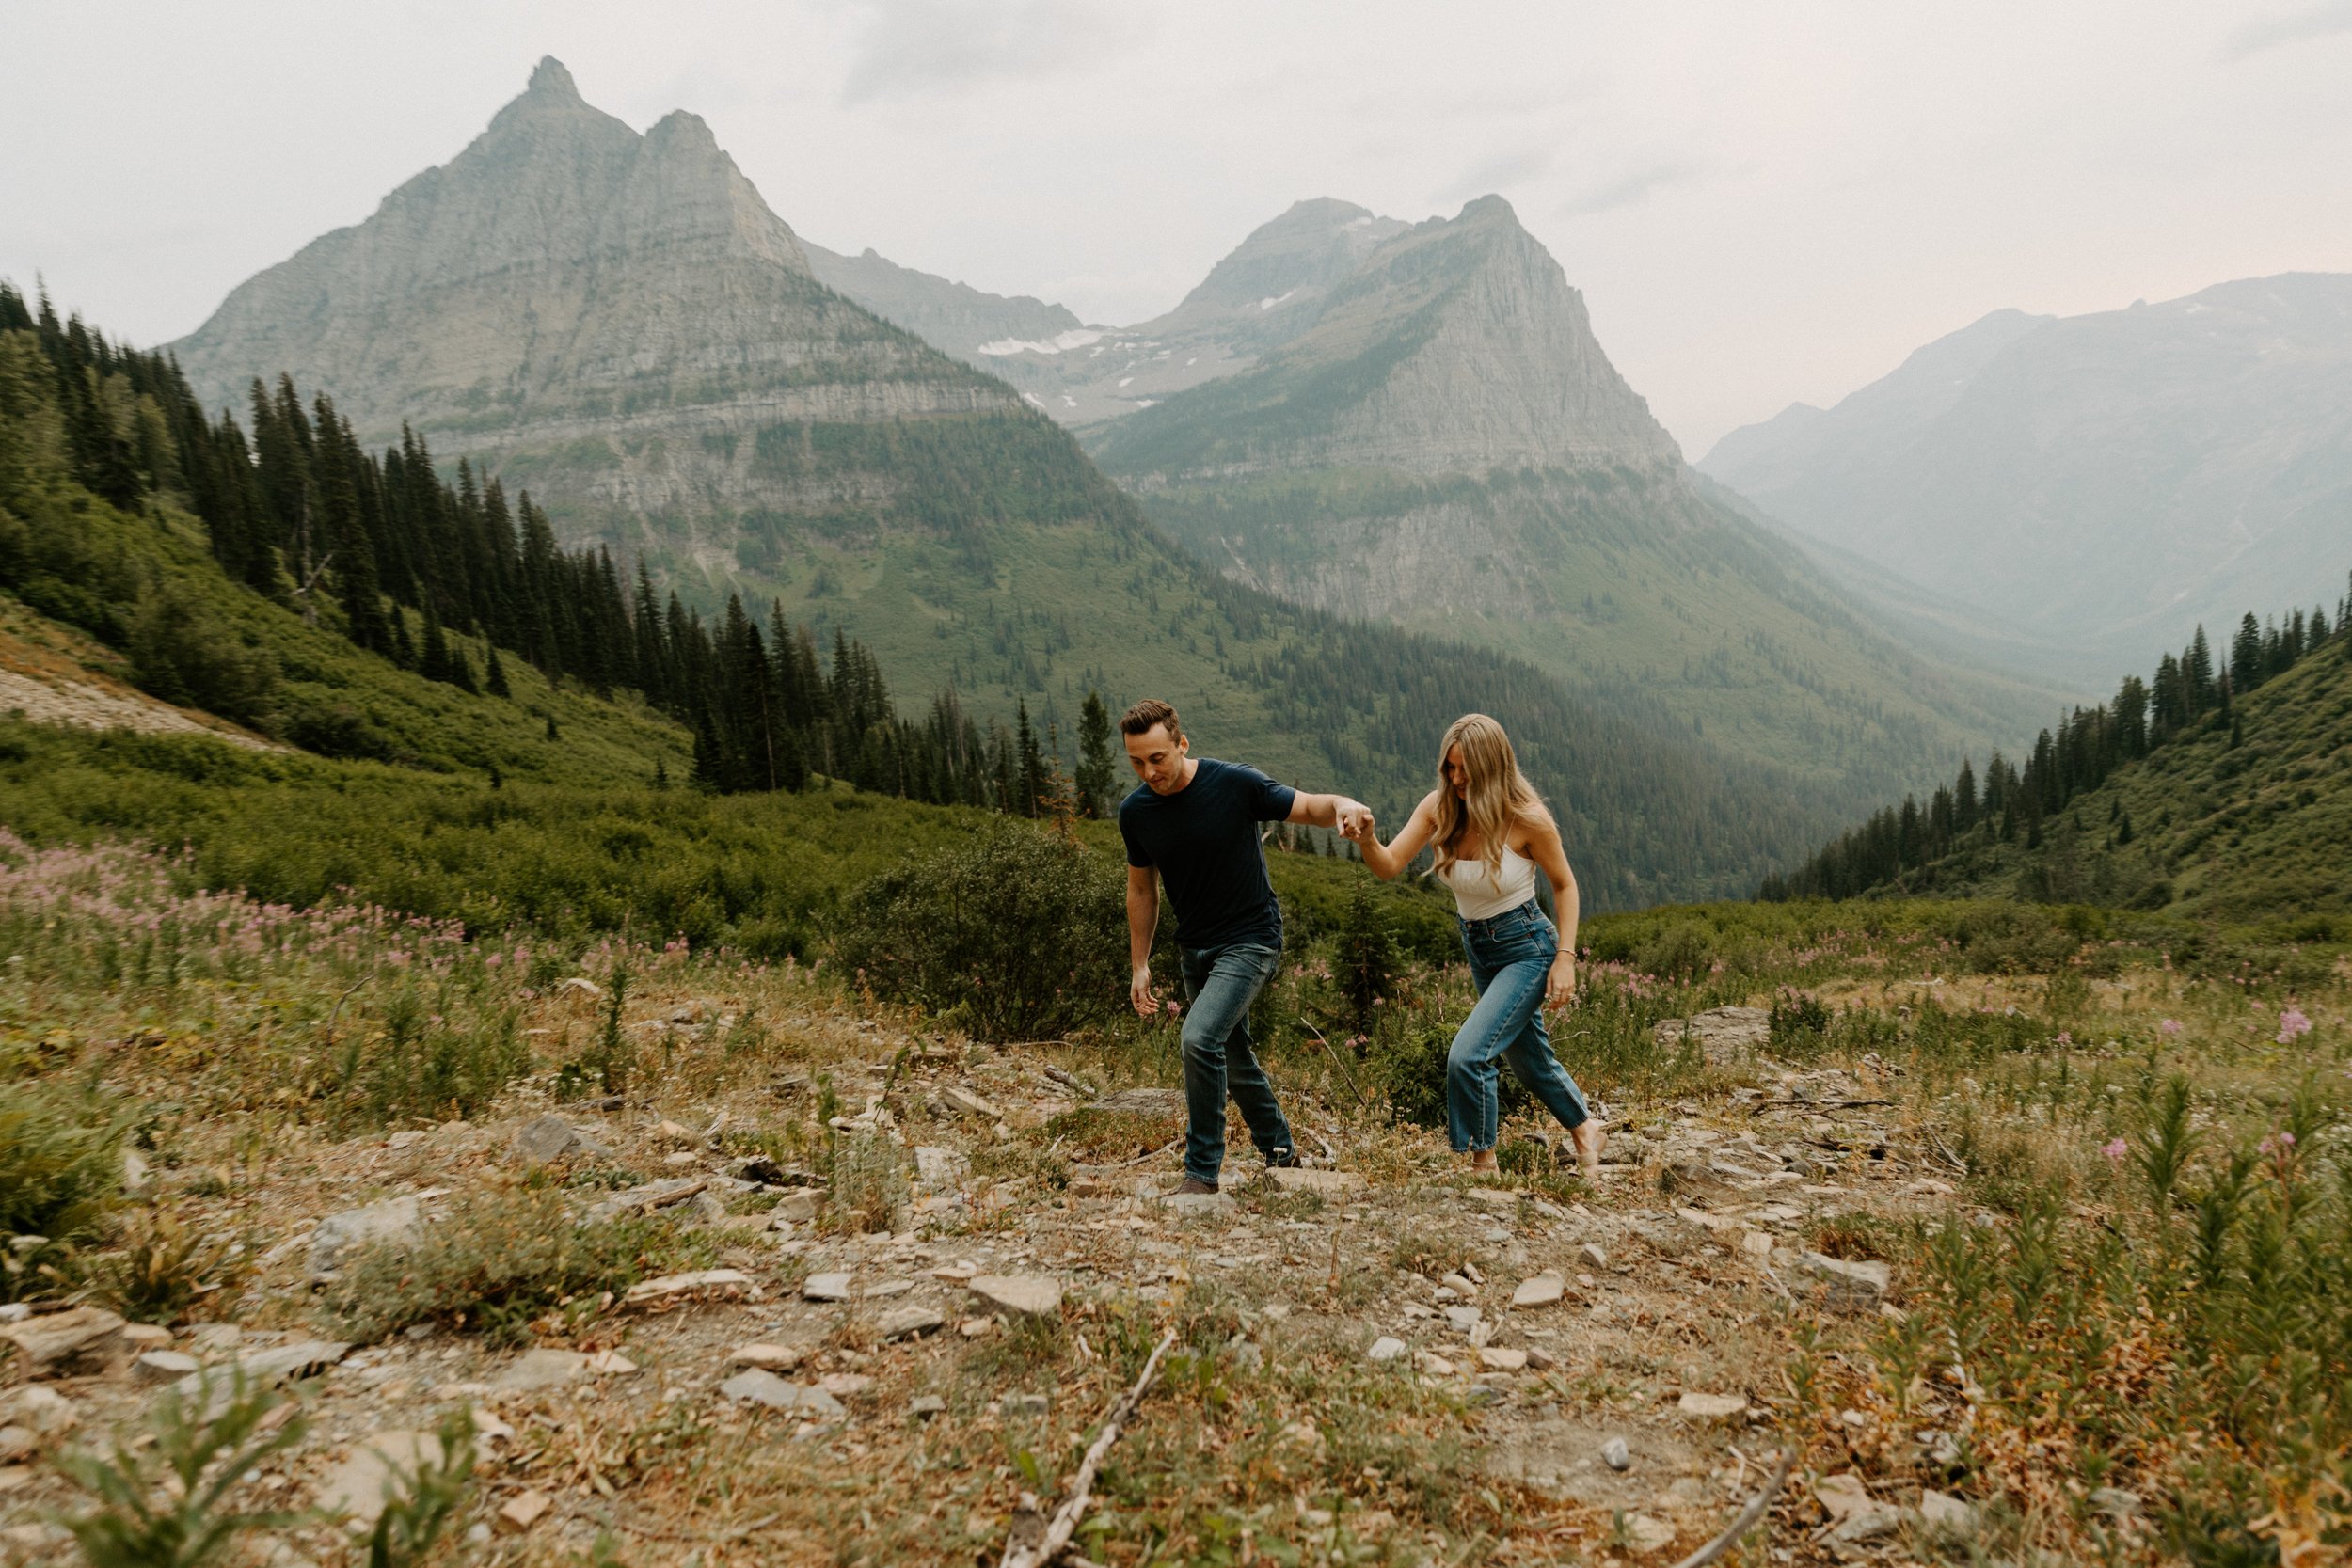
top-left (1120, 698), bottom-right (1183, 742)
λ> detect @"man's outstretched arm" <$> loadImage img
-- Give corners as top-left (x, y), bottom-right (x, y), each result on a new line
top-left (1285, 789), bottom-right (1374, 838)
top-left (1127, 864), bottom-right (1161, 1017)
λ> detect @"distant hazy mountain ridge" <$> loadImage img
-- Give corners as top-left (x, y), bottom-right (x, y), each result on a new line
top-left (1700, 277), bottom-right (2352, 662)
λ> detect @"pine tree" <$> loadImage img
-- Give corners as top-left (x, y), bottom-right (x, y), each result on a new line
top-left (485, 644), bottom-right (511, 698)
top-left (1015, 700), bottom-right (1047, 818)
top-left (1075, 689), bottom-right (1116, 817)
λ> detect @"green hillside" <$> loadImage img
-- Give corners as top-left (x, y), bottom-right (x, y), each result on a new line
top-left (1767, 594), bottom-right (2352, 923)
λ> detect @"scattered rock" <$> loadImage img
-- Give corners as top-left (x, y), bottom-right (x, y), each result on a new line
top-left (585, 1178), bottom-right (709, 1223)
top-left (1267, 1166), bottom-right (1362, 1194)
top-left (1794, 1251), bottom-right (1890, 1311)
top-left (1439, 1271), bottom-right (1479, 1299)
top-left (122, 1148), bottom-right (152, 1196)
top-left (729, 1343), bottom-right (804, 1371)
top-left (1740, 1231), bottom-right (1775, 1259)
top-left (1478, 1347), bottom-right (1528, 1371)
top-left (583, 1351), bottom-right (638, 1374)
top-left (1623, 1513), bottom-right (1676, 1554)
top-left (958, 1318), bottom-right (994, 1338)
top-left (1463, 1189), bottom-right (1518, 1212)
top-left (1815, 1472), bottom-right (1903, 1543)
top-left (1162, 1191), bottom-right (1233, 1217)
top-left (1579, 1243), bottom-right (1609, 1269)
top-left (318, 1431), bottom-right (443, 1528)
top-left (178, 1340), bottom-right (351, 1411)
top-left (803, 1273), bottom-right (853, 1303)
top-left (771, 1190), bottom-right (825, 1226)
top-left (1510, 1272), bottom-right (1565, 1307)
top-left (135, 1350), bottom-right (202, 1385)
top-left (940, 1087), bottom-right (1001, 1121)
top-left (0, 1306), bottom-right (124, 1368)
top-left (1442, 1306), bottom-right (1483, 1333)
top-left (1677, 1392), bottom-right (1749, 1420)
top-left (1920, 1489), bottom-right (1978, 1534)
top-left (1601, 1436), bottom-right (1630, 1471)
top-left (818, 1372), bottom-right (872, 1399)
top-left (624, 1268), bottom-right (753, 1306)
top-left (719, 1370), bottom-right (846, 1419)
top-left (655, 1118), bottom-right (695, 1144)
top-left (1652, 1006), bottom-right (1771, 1065)
top-left (968, 1275), bottom-right (1062, 1317)
top-left (1523, 1345), bottom-right (1557, 1370)
top-left (496, 1350), bottom-right (586, 1391)
top-left (1367, 1337), bottom-right (1408, 1364)
top-left (497, 1489), bottom-right (552, 1534)
top-left (1001, 1393), bottom-right (1050, 1417)
top-left (878, 1306), bottom-right (944, 1341)
top-left (0, 1429), bottom-right (33, 1465)
top-left (1090, 1088), bottom-right (1186, 1117)
top-left (119, 1323), bottom-right (174, 1352)
top-left (909, 1395), bottom-right (946, 1418)
top-left (2, 1386), bottom-right (78, 1437)
top-left (914, 1147), bottom-right (969, 1186)
top-left (311, 1195), bottom-right (436, 1275)
top-left (1414, 1351), bottom-right (1456, 1375)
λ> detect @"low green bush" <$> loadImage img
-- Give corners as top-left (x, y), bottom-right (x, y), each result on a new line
top-left (834, 818), bottom-right (1128, 1041)
top-left (0, 1075), bottom-right (129, 1298)
top-left (320, 1187), bottom-right (712, 1346)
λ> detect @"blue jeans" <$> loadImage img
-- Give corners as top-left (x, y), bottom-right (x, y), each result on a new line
top-left (1177, 942), bottom-right (1295, 1185)
top-left (1449, 902), bottom-right (1590, 1153)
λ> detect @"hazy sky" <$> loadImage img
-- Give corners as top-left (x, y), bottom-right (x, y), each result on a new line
top-left (7, 0), bottom-right (2351, 453)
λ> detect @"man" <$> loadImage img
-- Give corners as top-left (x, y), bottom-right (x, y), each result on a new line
top-left (1118, 698), bottom-right (1373, 1195)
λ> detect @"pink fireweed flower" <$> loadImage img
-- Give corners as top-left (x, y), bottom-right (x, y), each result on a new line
top-left (2056, 1031), bottom-right (2073, 1046)
top-left (2277, 1007), bottom-right (2312, 1044)
top-left (2161, 1019), bottom-right (2183, 1037)
top-left (1162, 999), bottom-right (1181, 1015)
top-left (2102, 1138), bottom-right (2128, 1163)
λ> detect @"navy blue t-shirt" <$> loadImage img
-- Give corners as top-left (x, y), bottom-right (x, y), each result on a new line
top-left (1119, 758), bottom-right (1297, 952)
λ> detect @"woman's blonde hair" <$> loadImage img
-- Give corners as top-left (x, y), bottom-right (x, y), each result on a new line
top-left (1432, 713), bottom-right (1552, 874)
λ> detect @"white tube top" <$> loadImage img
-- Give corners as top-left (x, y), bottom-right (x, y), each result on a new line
top-left (1436, 841), bottom-right (1538, 920)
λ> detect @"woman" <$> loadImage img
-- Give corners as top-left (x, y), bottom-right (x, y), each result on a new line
top-left (1355, 714), bottom-right (1606, 1180)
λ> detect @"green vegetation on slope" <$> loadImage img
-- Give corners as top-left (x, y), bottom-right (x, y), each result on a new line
top-left (1769, 586), bottom-right (2352, 922)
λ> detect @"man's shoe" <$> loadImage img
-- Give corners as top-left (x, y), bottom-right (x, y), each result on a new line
top-left (1174, 1176), bottom-right (1219, 1196)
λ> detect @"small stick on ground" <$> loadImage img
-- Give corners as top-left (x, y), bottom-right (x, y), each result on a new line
top-left (1665, 1446), bottom-right (1794, 1568)
top-left (1000, 1328), bottom-right (1180, 1568)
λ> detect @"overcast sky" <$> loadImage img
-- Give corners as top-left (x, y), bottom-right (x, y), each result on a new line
top-left (6, 0), bottom-right (2350, 453)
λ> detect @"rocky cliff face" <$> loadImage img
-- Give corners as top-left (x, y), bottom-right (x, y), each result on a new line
top-left (172, 56), bottom-right (1014, 524)
top-left (1090, 197), bottom-right (1681, 482)
top-left (1699, 277), bottom-right (2352, 659)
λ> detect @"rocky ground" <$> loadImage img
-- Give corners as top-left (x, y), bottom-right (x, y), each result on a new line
top-left (0, 974), bottom-right (1994, 1568)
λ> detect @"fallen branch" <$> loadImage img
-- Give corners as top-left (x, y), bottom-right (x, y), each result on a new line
top-left (1749, 1098), bottom-right (1893, 1114)
top-left (1665, 1446), bottom-right (1794, 1568)
top-left (1000, 1328), bottom-right (1179, 1568)
top-left (1296, 1021), bottom-right (1370, 1110)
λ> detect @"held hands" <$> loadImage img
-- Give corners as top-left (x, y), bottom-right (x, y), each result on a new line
top-left (1544, 951), bottom-right (1578, 1010)
top-left (1336, 799), bottom-right (1375, 841)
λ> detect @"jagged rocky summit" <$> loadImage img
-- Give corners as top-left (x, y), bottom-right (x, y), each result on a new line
top-left (171, 56), bottom-right (1015, 520)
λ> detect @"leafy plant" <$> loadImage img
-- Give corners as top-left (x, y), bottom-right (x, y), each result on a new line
top-left (320, 1185), bottom-right (710, 1346)
top-left (363, 1407), bottom-right (479, 1568)
top-left (83, 1206), bottom-right (244, 1325)
top-left (1331, 872), bottom-right (1404, 1035)
top-left (0, 1076), bottom-right (129, 1299)
top-left (53, 1370), bottom-right (304, 1568)
top-left (834, 819), bottom-right (1128, 1041)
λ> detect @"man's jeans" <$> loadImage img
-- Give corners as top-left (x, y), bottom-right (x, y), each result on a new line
top-left (1449, 901), bottom-right (1591, 1153)
top-left (1178, 941), bottom-right (1295, 1185)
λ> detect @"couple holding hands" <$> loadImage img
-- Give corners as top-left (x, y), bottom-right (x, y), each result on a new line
top-left (1117, 697), bottom-right (1606, 1196)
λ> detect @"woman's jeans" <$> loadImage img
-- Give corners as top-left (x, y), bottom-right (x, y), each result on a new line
top-left (1449, 902), bottom-right (1590, 1153)
top-left (1178, 941), bottom-right (1295, 1186)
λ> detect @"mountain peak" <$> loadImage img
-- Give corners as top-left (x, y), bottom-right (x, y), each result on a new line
top-left (1455, 193), bottom-right (1521, 225)
top-left (527, 55), bottom-right (580, 101)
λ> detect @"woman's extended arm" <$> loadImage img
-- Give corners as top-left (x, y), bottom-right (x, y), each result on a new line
top-left (1518, 813), bottom-right (1581, 1006)
top-left (1357, 791), bottom-right (1441, 881)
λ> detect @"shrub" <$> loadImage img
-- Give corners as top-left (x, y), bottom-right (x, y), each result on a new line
top-left (834, 819), bottom-right (1128, 1041)
top-left (54, 1369), bottom-right (304, 1568)
top-left (1362, 1016), bottom-right (1533, 1131)
top-left (1768, 989), bottom-right (1831, 1050)
top-left (1331, 873), bottom-right (1404, 1035)
top-left (320, 1186), bottom-right (711, 1346)
top-left (126, 583), bottom-right (278, 727)
top-left (0, 1077), bottom-right (129, 1299)
top-left (343, 990), bottom-right (529, 1127)
top-left (83, 1206), bottom-right (245, 1325)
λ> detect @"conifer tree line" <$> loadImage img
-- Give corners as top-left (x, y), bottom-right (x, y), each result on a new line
top-left (0, 282), bottom-right (1141, 816)
top-left (1759, 581), bottom-right (2352, 902)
